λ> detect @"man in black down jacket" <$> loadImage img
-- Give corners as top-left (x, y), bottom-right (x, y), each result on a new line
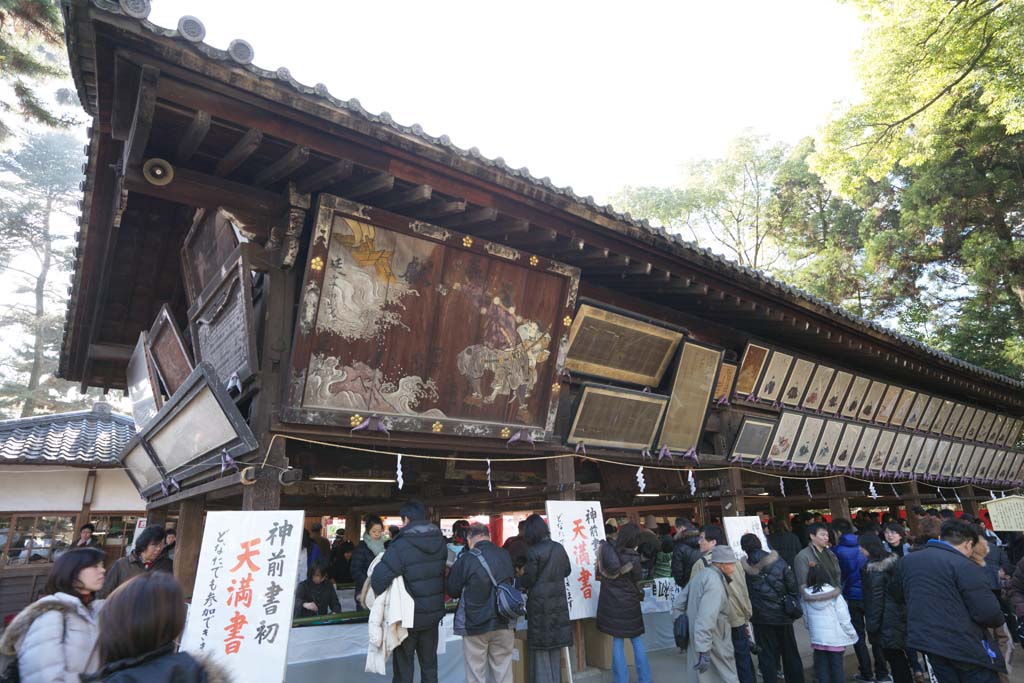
top-left (371, 501), bottom-right (447, 683)
top-left (740, 534), bottom-right (803, 683)
top-left (671, 517), bottom-right (703, 588)
top-left (448, 523), bottom-right (515, 683)
top-left (892, 519), bottom-right (1005, 683)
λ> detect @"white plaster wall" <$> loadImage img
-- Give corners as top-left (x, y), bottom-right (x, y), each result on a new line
top-left (92, 469), bottom-right (146, 512)
top-left (0, 466), bottom-right (87, 512)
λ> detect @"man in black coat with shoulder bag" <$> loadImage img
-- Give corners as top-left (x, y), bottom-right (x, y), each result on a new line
top-left (892, 519), bottom-right (1006, 683)
top-left (448, 523), bottom-right (516, 683)
top-left (371, 501), bottom-right (448, 683)
top-left (740, 534), bottom-right (804, 683)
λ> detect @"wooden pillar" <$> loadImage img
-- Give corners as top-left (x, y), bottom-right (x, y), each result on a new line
top-left (962, 485), bottom-right (981, 517)
top-left (173, 495), bottom-right (205, 600)
top-left (75, 469), bottom-right (97, 532)
top-left (826, 477), bottom-right (851, 520)
top-left (546, 456), bottom-right (575, 501)
top-left (345, 512), bottom-right (361, 544)
top-left (722, 467), bottom-right (745, 517)
top-left (905, 481), bottom-right (923, 536)
top-left (147, 507), bottom-right (168, 528)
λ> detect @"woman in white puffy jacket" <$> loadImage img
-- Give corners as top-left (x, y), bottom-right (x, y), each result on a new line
top-left (0, 547), bottom-right (107, 683)
top-left (802, 562), bottom-right (858, 683)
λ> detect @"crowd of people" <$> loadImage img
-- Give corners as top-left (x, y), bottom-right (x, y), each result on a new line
top-left (4, 506), bottom-right (1024, 683)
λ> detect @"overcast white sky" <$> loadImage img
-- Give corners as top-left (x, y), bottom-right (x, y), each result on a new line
top-left (148, 0), bottom-right (865, 203)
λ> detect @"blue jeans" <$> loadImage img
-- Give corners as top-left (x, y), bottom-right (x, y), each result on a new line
top-left (612, 636), bottom-right (651, 683)
top-left (732, 625), bottom-right (756, 683)
top-left (813, 650), bottom-right (846, 683)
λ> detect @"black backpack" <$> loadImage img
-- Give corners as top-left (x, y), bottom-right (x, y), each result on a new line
top-left (469, 548), bottom-right (526, 622)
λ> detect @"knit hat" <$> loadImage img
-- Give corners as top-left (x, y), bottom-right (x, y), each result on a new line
top-left (710, 545), bottom-right (737, 564)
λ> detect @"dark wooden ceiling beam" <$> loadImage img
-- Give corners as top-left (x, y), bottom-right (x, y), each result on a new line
top-left (414, 199), bottom-right (467, 219)
top-left (295, 158), bottom-right (354, 194)
top-left (473, 217), bottom-right (529, 239)
top-left (443, 207), bottom-right (498, 228)
top-left (110, 55), bottom-right (141, 141)
top-left (253, 144), bottom-right (310, 187)
top-left (339, 172), bottom-right (395, 199)
top-left (376, 183), bottom-right (432, 209)
top-left (174, 109), bottom-right (210, 163)
top-left (124, 164), bottom-right (286, 220)
top-left (215, 128), bottom-right (262, 177)
top-left (122, 64), bottom-right (159, 170)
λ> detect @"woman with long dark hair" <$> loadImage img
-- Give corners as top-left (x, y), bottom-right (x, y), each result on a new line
top-left (596, 522), bottom-right (651, 683)
top-left (520, 513), bottom-right (572, 683)
top-left (82, 571), bottom-right (229, 681)
top-left (0, 547), bottom-right (107, 683)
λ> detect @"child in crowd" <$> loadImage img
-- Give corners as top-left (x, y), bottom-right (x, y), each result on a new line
top-left (802, 562), bottom-right (858, 683)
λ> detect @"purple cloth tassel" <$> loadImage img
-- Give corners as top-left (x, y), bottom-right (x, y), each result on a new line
top-left (220, 449), bottom-right (238, 475)
top-left (658, 446), bottom-right (673, 463)
top-left (683, 448), bottom-right (698, 463)
top-left (575, 442), bottom-right (586, 455)
top-left (506, 428), bottom-right (535, 447)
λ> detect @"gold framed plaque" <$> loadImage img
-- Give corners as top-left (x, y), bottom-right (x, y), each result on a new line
top-left (734, 343), bottom-right (770, 396)
top-left (659, 341), bottom-right (722, 453)
top-left (714, 363), bottom-right (737, 402)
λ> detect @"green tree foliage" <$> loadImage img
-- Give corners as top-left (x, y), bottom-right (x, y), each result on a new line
top-left (614, 131), bottom-right (789, 270)
top-left (0, 131), bottom-right (93, 416)
top-left (0, 0), bottom-right (77, 141)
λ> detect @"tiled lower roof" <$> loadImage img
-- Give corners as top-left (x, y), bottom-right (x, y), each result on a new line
top-left (0, 405), bottom-right (135, 465)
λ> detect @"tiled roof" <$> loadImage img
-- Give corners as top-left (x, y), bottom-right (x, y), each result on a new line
top-left (0, 404), bottom-right (135, 465)
top-left (62, 0), bottom-right (1024, 393)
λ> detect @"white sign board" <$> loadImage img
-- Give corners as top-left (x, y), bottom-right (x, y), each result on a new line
top-left (181, 510), bottom-right (304, 683)
top-left (983, 495), bottom-right (1024, 531)
top-left (723, 516), bottom-right (767, 560)
top-left (545, 500), bottom-right (606, 620)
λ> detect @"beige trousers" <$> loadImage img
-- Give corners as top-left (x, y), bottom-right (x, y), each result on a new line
top-left (462, 628), bottom-right (515, 683)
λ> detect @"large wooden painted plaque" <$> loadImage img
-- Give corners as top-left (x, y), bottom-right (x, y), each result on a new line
top-left (901, 435), bottom-right (926, 474)
top-left (565, 304), bottom-right (682, 386)
top-left (285, 195), bottom-right (579, 439)
top-left (126, 332), bottom-right (162, 430)
top-left (987, 415), bottom-right (1008, 445)
top-left (731, 416), bottom-right (776, 462)
top-left (659, 341), bottom-right (722, 453)
top-left (147, 304), bottom-right (193, 397)
top-left (942, 404), bottom-right (966, 437)
top-left (734, 344), bottom-right (769, 396)
top-left (567, 385), bottom-right (668, 450)
top-left (914, 437), bottom-right (939, 476)
top-left (187, 248), bottom-right (258, 388)
top-left (930, 400), bottom-right (955, 434)
top-left (954, 445), bottom-right (976, 480)
top-left (918, 396), bottom-right (943, 432)
top-left (965, 409), bottom-right (987, 441)
top-left (181, 208), bottom-right (241, 304)
top-left (903, 393), bottom-right (930, 430)
top-left (833, 424), bottom-right (863, 470)
top-left (929, 440), bottom-right (952, 477)
top-left (977, 412), bottom-right (997, 443)
top-left (852, 426), bottom-right (880, 470)
top-left (942, 443), bottom-right (964, 479)
top-left (713, 363), bottom-right (737, 402)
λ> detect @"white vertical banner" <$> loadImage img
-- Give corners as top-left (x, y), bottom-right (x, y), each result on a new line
top-left (180, 510), bottom-right (304, 683)
top-left (545, 500), bottom-right (606, 620)
top-left (722, 516), bottom-right (767, 561)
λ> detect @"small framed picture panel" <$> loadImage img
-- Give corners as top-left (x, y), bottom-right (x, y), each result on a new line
top-left (568, 385), bottom-right (669, 451)
top-left (953, 406), bottom-right (976, 439)
top-left (765, 411), bottom-right (803, 464)
top-left (840, 376), bottom-right (871, 419)
top-left (659, 341), bottom-right (722, 453)
top-left (885, 432), bottom-right (911, 474)
top-left (985, 449), bottom-right (1009, 482)
top-left (987, 415), bottom-right (1008, 446)
top-left (954, 445), bottom-right (976, 480)
top-left (822, 371), bottom-right (853, 415)
top-left (731, 416), bottom-right (778, 462)
top-left (903, 392), bottom-right (931, 430)
top-left (965, 447), bottom-right (992, 479)
top-left (180, 208), bottom-right (242, 305)
top-left (873, 385), bottom-right (903, 425)
top-left (994, 451), bottom-right (1014, 483)
top-left (965, 409), bottom-right (987, 442)
top-left (941, 442), bottom-right (963, 479)
top-left (869, 429), bottom-right (896, 472)
top-left (713, 363), bottom-right (737, 403)
top-left (976, 411), bottom-right (997, 443)
top-left (126, 332), bottom-right (163, 431)
top-left (147, 304), bottom-right (193, 397)
top-left (833, 423), bottom-right (863, 471)
top-left (900, 435), bottom-right (926, 474)
top-left (1007, 452), bottom-right (1024, 484)
top-left (994, 415), bottom-right (1015, 446)
top-left (734, 344), bottom-right (771, 396)
top-left (755, 351), bottom-right (794, 403)
top-left (187, 247), bottom-right (259, 389)
top-left (780, 358), bottom-right (815, 407)
top-left (913, 436), bottom-right (938, 475)
top-left (976, 448), bottom-right (1000, 481)
top-left (857, 381), bottom-right (887, 422)
top-left (916, 396), bottom-right (942, 432)
top-left (888, 389), bottom-right (917, 427)
top-left (1005, 419), bottom-right (1023, 448)
top-left (564, 303), bottom-right (683, 387)
top-left (852, 426), bottom-right (881, 470)
top-left (792, 415), bottom-right (825, 465)
top-left (942, 403), bottom-right (966, 437)
top-left (929, 400), bottom-right (955, 435)
top-left (801, 365), bottom-right (835, 412)
top-left (811, 419), bottom-right (845, 468)
top-left (927, 440), bottom-right (951, 478)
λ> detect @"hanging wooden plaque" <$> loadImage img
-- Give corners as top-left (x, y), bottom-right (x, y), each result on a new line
top-left (840, 376), bottom-right (871, 419)
top-left (954, 445), bottom-right (977, 480)
top-left (901, 435), bottom-right (926, 474)
top-left (851, 426), bottom-right (880, 470)
top-left (889, 389), bottom-right (917, 427)
top-left (181, 208), bottom-right (242, 304)
top-left (833, 424), bottom-right (863, 470)
top-left (929, 400), bottom-right (955, 435)
top-left (187, 247), bottom-right (258, 388)
top-left (812, 419), bottom-right (845, 468)
top-left (822, 371), bottom-right (853, 415)
top-left (886, 433), bottom-right (911, 474)
top-left (731, 416), bottom-right (777, 462)
top-left (147, 304), bottom-right (193, 397)
top-left (756, 351), bottom-right (793, 403)
top-left (284, 194), bottom-right (579, 440)
top-left (780, 358), bottom-right (815, 407)
top-left (765, 411), bottom-right (803, 464)
top-left (873, 385), bottom-right (903, 424)
top-left (802, 365), bottom-right (835, 412)
top-left (869, 430), bottom-right (896, 472)
top-left (954, 407), bottom-right (976, 439)
top-left (126, 331), bottom-right (162, 431)
top-left (903, 393), bottom-right (931, 430)
top-left (659, 341), bottom-right (722, 453)
top-left (942, 442), bottom-right (964, 479)
top-left (929, 440), bottom-right (952, 478)
top-left (564, 303), bottom-right (682, 387)
top-left (567, 385), bottom-right (668, 450)
top-left (942, 403), bottom-right (966, 437)
top-left (914, 438), bottom-right (939, 476)
top-left (713, 363), bottom-right (737, 402)
top-left (976, 412), bottom-right (998, 443)
top-left (791, 415), bottom-right (824, 466)
top-left (857, 381), bottom-right (887, 421)
top-left (917, 396), bottom-right (943, 432)
top-left (987, 415), bottom-right (1008, 445)
top-left (734, 343), bottom-right (770, 396)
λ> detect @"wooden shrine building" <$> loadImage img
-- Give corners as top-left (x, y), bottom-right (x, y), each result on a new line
top-left (58, 0), bottom-right (1024, 599)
